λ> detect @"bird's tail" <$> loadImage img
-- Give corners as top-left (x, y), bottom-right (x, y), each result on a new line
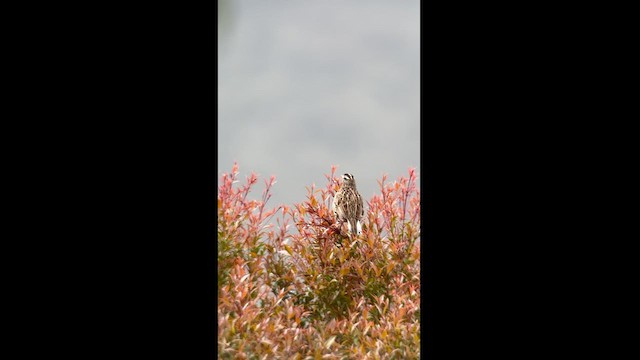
top-left (347, 219), bottom-right (362, 236)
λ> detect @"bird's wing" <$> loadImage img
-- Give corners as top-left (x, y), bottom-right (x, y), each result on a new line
top-left (356, 192), bottom-right (364, 218)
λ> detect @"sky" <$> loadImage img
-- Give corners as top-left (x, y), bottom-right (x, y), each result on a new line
top-left (218, 0), bottom-right (420, 208)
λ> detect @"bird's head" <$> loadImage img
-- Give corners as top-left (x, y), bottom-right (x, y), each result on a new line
top-left (342, 173), bottom-right (356, 187)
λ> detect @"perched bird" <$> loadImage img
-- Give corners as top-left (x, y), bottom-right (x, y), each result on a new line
top-left (332, 173), bottom-right (364, 236)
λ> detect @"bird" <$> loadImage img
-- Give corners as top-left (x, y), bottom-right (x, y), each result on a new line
top-left (332, 173), bottom-right (364, 236)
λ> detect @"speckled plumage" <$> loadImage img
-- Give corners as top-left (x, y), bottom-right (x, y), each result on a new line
top-left (332, 173), bottom-right (364, 235)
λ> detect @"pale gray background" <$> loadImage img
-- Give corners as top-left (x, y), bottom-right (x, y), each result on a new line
top-left (218, 0), bottom-right (420, 208)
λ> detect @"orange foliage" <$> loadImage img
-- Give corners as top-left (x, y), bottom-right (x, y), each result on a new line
top-left (218, 163), bottom-right (420, 359)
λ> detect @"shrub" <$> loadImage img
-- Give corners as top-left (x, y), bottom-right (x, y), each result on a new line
top-left (218, 163), bottom-right (420, 359)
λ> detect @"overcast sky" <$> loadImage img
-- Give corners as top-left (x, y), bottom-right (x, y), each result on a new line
top-left (218, 0), bottom-right (420, 208)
